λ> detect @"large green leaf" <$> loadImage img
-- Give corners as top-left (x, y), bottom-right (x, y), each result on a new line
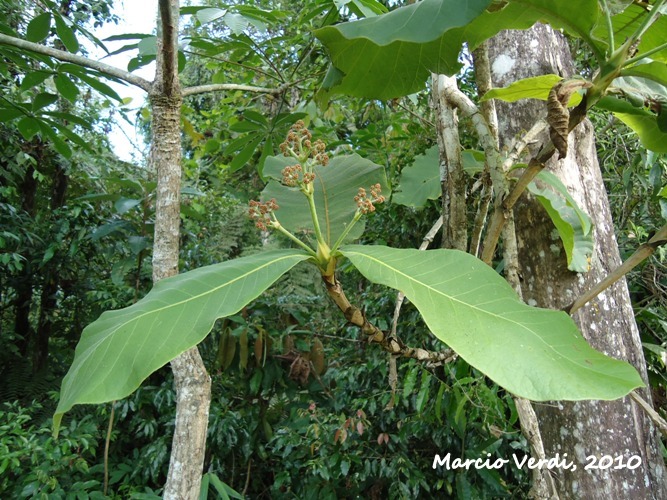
top-left (393, 147), bottom-right (484, 208)
top-left (615, 112), bottom-right (667, 152)
top-left (54, 14), bottom-right (79, 53)
top-left (26, 12), bottom-right (51, 43)
top-left (54, 249), bottom-right (310, 433)
top-left (314, 0), bottom-right (492, 99)
top-left (340, 245), bottom-right (643, 401)
top-left (622, 61), bottom-right (667, 89)
top-left (593, 3), bottom-right (667, 63)
top-left (527, 171), bottom-right (594, 272)
top-left (261, 153), bottom-right (389, 246)
top-left (597, 96), bottom-right (667, 152)
top-left (480, 74), bottom-right (582, 106)
top-left (392, 146), bottom-right (440, 208)
top-left (315, 0), bottom-right (603, 99)
top-left (456, 0), bottom-right (603, 58)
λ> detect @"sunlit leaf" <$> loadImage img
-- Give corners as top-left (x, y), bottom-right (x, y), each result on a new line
top-left (137, 36), bottom-right (157, 56)
top-left (621, 61), bottom-right (667, 89)
top-left (481, 74), bottom-right (582, 106)
top-left (615, 112), bottom-right (667, 153)
top-left (314, 0), bottom-right (492, 99)
top-left (594, 3), bottom-right (667, 63)
top-left (315, 0), bottom-right (604, 99)
top-left (196, 7), bottom-right (226, 24)
top-left (597, 96), bottom-right (667, 153)
top-left (340, 245), bottom-right (644, 401)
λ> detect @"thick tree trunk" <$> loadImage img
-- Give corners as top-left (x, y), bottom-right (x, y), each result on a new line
top-left (488, 25), bottom-right (667, 498)
top-left (151, 2), bottom-right (211, 498)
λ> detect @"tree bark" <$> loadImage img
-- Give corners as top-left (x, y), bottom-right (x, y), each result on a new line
top-left (432, 74), bottom-right (467, 251)
top-left (151, 1), bottom-right (211, 498)
top-left (488, 25), bottom-right (667, 499)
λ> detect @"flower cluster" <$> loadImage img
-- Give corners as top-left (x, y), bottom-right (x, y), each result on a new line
top-left (281, 164), bottom-right (302, 187)
top-left (280, 164), bottom-right (316, 187)
top-left (248, 198), bottom-right (279, 230)
top-left (354, 184), bottom-right (385, 214)
top-left (279, 120), bottom-right (329, 167)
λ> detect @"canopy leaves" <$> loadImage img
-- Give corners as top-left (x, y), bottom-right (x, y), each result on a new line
top-left (315, 0), bottom-right (604, 99)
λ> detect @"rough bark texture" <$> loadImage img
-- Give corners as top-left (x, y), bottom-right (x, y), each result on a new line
top-left (489, 25), bottom-right (667, 498)
top-left (152, 2), bottom-right (211, 498)
top-left (432, 74), bottom-right (467, 251)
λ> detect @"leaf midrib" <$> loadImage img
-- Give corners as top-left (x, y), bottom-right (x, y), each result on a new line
top-left (343, 250), bottom-right (640, 383)
top-left (343, 248), bottom-right (624, 378)
top-left (76, 252), bottom-right (306, 368)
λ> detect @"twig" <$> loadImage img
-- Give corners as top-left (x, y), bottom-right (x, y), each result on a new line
top-left (470, 172), bottom-right (492, 258)
top-left (103, 402), bottom-right (116, 496)
top-left (0, 33), bottom-right (152, 91)
top-left (183, 82), bottom-right (289, 97)
top-left (433, 75), bottom-right (467, 250)
top-left (469, 43), bottom-right (499, 258)
top-left (390, 216), bottom-right (443, 339)
top-left (502, 120), bottom-right (549, 172)
top-left (480, 101), bottom-right (589, 264)
top-left (386, 215), bottom-right (444, 408)
top-left (565, 224), bottom-right (667, 314)
top-left (242, 459), bottom-right (252, 497)
top-left (323, 269), bottom-right (455, 365)
top-left (630, 391), bottom-right (667, 438)
top-left (158, 0), bottom-right (178, 97)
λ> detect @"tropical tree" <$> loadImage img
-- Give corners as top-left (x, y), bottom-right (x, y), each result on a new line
top-left (2, 1), bottom-right (667, 498)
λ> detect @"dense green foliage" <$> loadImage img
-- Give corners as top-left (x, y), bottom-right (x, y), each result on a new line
top-left (1, 0), bottom-right (665, 498)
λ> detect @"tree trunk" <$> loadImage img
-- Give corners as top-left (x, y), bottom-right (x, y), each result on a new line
top-left (14, 161), bottom-right (38, 357)
top-left (432, 74), bottom-right (467, 251)
top-left (34, 156), bottom-right (68, 372)
top-left (488, 25), bottom-right (667, 498)
top-left (151, 1), bottom-right (211, 498)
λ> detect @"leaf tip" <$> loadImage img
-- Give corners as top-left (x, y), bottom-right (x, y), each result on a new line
top-left (52, 412), bottom-right (63, 438)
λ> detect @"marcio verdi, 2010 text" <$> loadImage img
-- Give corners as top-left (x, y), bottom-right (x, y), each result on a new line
top-left (433, 452), bottom-right (643, 472)
top-left (433, 453), bottom-right (576, 471)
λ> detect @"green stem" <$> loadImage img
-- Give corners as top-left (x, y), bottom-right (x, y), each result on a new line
top-left (330, 211), bottom-right (363, 255)
top-left (624, 40), bottom-right (667, 66)
top-left (599, 0), bottom-right (615, 55)
top-left (627, 0), bottom-right (666, 44)
top-left (271, 217), bottom-right (317, 257)
top-left (304, 188), bottom-right (326, 246)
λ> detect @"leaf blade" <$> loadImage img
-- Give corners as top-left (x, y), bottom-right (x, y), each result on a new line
top-left (340, 245), bottom-right (643, 401)
top-left (262, 154), bottom-right (389, 245)
top-left (54, 250), bottom-right (311, 433)
top-left (527, 171), bottom-right (594, 272)
top-left (314, 0), bottom-right (492, 99)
